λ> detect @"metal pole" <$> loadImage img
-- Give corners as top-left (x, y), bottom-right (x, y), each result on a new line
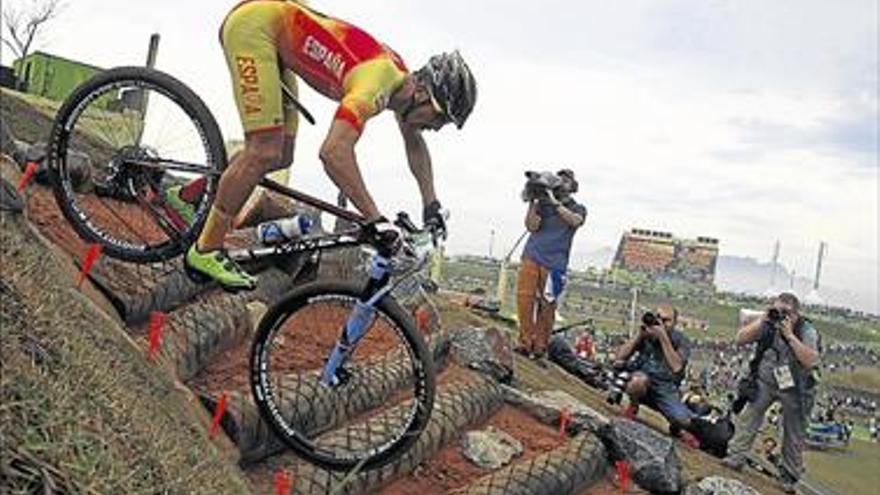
top-left (629, 287), bottom-right (639, 337)
top-left (133, 33), bottom-right (160, 145)
top-left (146, 33), bottom-right (160, 69)
top-left (496, 231), bottom-right (529, 313)
top-left (489, 229), bottom-right (495, 259)
top-left (813, 242), bottom-right (826, 290)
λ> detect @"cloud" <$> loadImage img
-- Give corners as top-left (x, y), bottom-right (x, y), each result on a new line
top-left (816, 111), bottom-right (879, 158)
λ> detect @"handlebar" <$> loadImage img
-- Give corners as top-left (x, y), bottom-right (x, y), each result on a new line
top-left (357, 211), bottom-right (445, 272)
top-left (391, 211), bottom-right (444, 273)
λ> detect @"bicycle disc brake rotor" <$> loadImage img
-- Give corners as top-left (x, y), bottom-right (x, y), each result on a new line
top-left (95, 145), bottom-right (164, 201)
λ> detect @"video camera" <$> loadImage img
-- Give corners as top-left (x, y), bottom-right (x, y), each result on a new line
top-left (521, 170), bottom-right (563, 203)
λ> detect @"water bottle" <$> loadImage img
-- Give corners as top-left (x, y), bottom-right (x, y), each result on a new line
top-left (256, 214), bottom-right (313, 245)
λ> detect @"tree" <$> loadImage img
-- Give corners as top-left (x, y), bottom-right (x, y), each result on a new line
top-left (2, 0), bottom-right (64, 64)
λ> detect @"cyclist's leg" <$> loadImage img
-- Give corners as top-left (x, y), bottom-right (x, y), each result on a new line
top-left (233, 68), bottom-right (299, 228)
top-left (278, 67), bottom-right (300, 171)
top-left (187, 2), bottom-right (287, 288)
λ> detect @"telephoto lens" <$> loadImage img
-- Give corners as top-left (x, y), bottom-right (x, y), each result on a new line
top-left (605, 370), bottom-right (631, 405)
top-left (767, 308), bottom-right (785, 323)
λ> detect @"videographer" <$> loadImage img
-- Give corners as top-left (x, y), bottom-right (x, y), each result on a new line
top-left (612, 305), bottom-right (698, 445)
top-left (722, 293), bottom-right (820, 494)
top-left (515, 169), bottom-right (586, 367)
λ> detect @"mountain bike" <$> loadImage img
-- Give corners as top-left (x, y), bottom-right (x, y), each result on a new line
top-left (45, 66), bottom-right (438, 471)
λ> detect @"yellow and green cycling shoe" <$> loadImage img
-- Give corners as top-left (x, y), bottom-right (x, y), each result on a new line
top-left (163, 185), bottom-right (195, 226)
top-left (185, 245), bottom-right (257, 291)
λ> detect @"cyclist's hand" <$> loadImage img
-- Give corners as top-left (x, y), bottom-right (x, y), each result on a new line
top-left (423, 200), bottom-right (447, 241)
top-left (364, 218), bottom-right (403, 258)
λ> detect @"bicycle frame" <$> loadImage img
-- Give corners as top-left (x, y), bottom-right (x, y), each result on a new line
top-left (127, 155), bottom-right (437, 387)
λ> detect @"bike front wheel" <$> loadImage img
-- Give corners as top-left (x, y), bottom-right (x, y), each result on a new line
top-left (250, 280), bottom-right (436, 471)
top-left (47, 66), bottom-right (226, 263)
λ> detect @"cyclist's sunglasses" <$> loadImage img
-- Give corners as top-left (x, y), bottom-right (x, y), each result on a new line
top-left (426, 92), bottom-right (452, 126)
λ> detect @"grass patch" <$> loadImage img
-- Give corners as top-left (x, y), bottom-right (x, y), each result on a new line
top-left (0, 212), bottom-right (252, 494)
top-left (823, 367), bottom-right (880, 395)
top-left (804, 439), bottom-right (880, 495)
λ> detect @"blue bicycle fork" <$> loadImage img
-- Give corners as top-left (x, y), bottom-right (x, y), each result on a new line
top-left (320, 254), bottom-right (392, 386)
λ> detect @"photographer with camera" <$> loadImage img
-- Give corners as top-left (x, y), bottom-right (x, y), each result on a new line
top-left (722, 293), bottom-right (820, 494)
top-left (612, 305), bottom-right (699, 446)
top-left (515, 169), bottom-right (586, 367)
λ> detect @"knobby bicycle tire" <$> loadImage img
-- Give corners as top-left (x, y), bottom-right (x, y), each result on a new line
top-left (250, 280), bottom-right (436, 471)
top-left (47, 66), bottom-right (226, 263)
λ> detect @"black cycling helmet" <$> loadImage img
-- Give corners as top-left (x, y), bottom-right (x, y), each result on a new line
top-left (415, 50), bottom-right (477, 129)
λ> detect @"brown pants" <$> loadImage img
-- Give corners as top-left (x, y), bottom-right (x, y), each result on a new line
top-left (516, 256), bottom-right (557, 355)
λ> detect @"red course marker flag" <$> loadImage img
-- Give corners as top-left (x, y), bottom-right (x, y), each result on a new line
top-left (273, 468), bottom-right (291, 495)
top-left (16, 161), bottom-right (38, 192)
top-left (558, 406), bottom-right (571, 436)
top-left (615, 459), bottom-right (630, 493)
top-left (77, 244), bottom-right (102, 287)
top-left (414, 307), bottom-right (430, 333)
top-left (147, 311), bottom-right (166, 361)
top-left (209, 391), bottom-right (228, 438)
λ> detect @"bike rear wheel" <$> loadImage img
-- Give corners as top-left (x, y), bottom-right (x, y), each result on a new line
top-left (250, 280), bottom-right (435, 471)
top-left (47, 66), bottom-right (226, 263)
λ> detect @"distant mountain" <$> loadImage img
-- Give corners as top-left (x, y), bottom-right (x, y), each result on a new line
top-left (570, 247), bottom-right (615, 271)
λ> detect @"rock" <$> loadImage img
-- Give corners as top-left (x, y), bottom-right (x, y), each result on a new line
top-left (598, 417), bottom-right (682, 494)
top-left (684, 476), bottom-right (762, 495)
top-left (0, 118), bottom-right (21, 160)
top-left (1, 154), bottom-right (24, 213)
top-left (461, 426), bottom-right (523, 469)
top-left (501, 385), bottom-right (609, 434)
top-left (548, 334), bottom-right (607, 389)
top-left (449, 326), bottom-right (514, 383)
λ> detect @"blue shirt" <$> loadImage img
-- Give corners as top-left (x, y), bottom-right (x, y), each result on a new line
top-left (522, 198), bottom-right (586, 271)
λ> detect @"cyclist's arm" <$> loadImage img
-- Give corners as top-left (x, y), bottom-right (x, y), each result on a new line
top-left (396, 115), bottom-right (437, 206)
top-left (320, 120), bottom-right (382, 221)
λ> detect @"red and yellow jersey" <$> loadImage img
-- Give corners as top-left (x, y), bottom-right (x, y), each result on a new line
top-left (221, 0), bottom-right (408, 134)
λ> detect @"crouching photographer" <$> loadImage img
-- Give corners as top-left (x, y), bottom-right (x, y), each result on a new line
top-left (515, 169), bottom-right (586, 367)
top-left (612, 305), bottom-right (700, 446)
top-left (722, 292), bottom-right (821, 494)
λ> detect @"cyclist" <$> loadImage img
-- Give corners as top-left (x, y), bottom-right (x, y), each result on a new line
top-left (168, 0), bottom-right (477, 290)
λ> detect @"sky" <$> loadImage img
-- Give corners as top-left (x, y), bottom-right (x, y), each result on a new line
top-left (2, 0), bottom-right (878, 313)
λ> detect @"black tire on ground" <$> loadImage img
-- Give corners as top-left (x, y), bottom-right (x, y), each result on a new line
top-left (46, 66), bottom-right (226, 263)
top-left (250, 280), bottom-right (436, 472)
